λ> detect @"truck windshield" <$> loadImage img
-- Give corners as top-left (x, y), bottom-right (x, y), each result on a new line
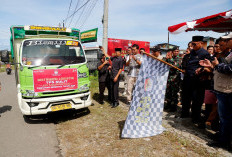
top-left (22, 39), bottom-right (85, 66)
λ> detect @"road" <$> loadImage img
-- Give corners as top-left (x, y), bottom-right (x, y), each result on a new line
top-left (0, 72), bottom-right (61, 157)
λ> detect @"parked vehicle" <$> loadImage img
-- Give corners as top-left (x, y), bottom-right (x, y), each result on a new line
top-left (10, 25), bottom-right (97, 115)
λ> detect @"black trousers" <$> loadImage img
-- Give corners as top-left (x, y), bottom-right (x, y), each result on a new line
top-left (99, 81), bottom-right (111, 103)
top-left (181, 77), bottom-right (206, 121)
top-left (110, 77), bottom-right (120, 103)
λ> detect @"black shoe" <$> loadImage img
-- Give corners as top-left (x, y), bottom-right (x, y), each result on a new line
top-left (112, 102), bottom-right (119, 108)
top-left (207, 141), bottom-right (232, 152)
top-left (180, 113), bottom-right (190, 118)
top-left (208, 132), bottom-right (220, 141)
top-left (99, 101), bottom-right (104, 105)
top-left (197, 122), bottom-right (206, 129)
top-left (168, 107), bottom-right (177, 112)
top-left (109, 102), bottom-right (114, 107)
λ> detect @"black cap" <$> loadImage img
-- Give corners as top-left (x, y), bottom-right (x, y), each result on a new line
top-left (115, 48), bottom-right (122, 52)
top-left (192, 36), bottom-right (204, 42)
top-left (172, 46), bottom-right (179, 51)
top-left (151, 46), bottom-right (160, 52)
top-left (100, 53), bottom-right (105, 58)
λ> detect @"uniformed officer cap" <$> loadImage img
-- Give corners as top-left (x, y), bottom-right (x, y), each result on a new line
top-left (115, 48), bottom-right (122, 52)
top-left (192, 36), bottom-right (204, 42)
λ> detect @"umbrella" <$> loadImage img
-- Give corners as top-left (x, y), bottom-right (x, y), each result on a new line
top-left (168, 10), bottom-right (232, 34)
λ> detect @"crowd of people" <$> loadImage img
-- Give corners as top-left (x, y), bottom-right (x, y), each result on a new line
top-left (97, 34), bottom-right (232, 151)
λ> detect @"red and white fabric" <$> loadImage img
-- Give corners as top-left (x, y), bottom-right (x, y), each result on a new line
top-left (168, 10), bottom-right (232, 34)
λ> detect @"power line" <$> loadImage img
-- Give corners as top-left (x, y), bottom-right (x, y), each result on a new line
top-left (63, 0), bottom-right (91, 24)
top-left (79, 0), bottom-right (99, 29)
top-left (68, 0), bottom-right (81, 27)
top-left (73, 2), bottom-right (87, 27)
top-left (65, 0), bottom-right (73, 25)
top-left (77, 0), bottom-right (95, 27)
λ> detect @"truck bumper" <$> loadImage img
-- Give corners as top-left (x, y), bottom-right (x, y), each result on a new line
top-left (18, 91), bottom-right (92, 115)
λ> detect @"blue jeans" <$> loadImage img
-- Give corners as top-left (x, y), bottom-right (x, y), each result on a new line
top-left (216, 92), bottom-right (232, 145)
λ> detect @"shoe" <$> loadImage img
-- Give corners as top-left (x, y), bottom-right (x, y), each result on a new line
top-left (168, 108), bottom-right (177, 112)
top-left (99, 101), bottom-right (104, 105)
top-left (207, 141), bottom-right (232, 152)
top-left (197, 122), bottom-right (206, 129)
top-left (109, 102), bottom-right (114, 107)
top-left (112, 102), bottom-right (119, 108)
top-left (180, 113), bottom-right (190, 118)
top-left (208, 132), bottom-right (220, 141)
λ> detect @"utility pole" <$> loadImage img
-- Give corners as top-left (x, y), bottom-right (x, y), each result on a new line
top-left (102, 0), bottom-right (109, 52)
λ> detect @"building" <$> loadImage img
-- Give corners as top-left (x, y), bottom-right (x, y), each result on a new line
top-left (203, 36), bottom-right (216, 49)
top-left (84, 47), bottom-right (102, 72)
top-left (150, 43), bottom-right (180, 57)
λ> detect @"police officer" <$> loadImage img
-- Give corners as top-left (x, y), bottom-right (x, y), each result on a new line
top-left (181, 36), bottom-right (212, 124)
top-left (100, 46), bottom-right (124, 108)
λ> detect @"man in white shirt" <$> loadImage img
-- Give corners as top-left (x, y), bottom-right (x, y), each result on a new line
top-left (126, 44), bottom-right (142, 105)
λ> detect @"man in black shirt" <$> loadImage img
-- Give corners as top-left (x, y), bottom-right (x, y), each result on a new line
top-left (181, 36), bottom-right (212, 124)
top-left (97, 54), bottom-right (111, 104)
top-left (100, 47), bottom-right (124, 108)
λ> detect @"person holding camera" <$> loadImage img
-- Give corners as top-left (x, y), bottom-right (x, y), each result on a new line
top-left (97, 54), bottom-right (111, 104)
top-left (100, 46), bottom-right (124, 108)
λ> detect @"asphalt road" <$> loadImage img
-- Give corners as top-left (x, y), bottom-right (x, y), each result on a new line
top-left (0, 72), bottom-right (61, 157)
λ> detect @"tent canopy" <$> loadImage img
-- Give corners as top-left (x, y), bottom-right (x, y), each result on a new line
top-left (168, 10), bottom-right (232, 34)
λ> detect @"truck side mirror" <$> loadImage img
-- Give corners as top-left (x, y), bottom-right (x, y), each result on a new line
top-left (1, 51), bottom-right (10, 63)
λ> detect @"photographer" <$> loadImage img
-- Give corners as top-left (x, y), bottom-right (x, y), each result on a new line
top-left (100, 46), bottom-right (124, 108)
top-left (97, 54), bottom-right (111, 104)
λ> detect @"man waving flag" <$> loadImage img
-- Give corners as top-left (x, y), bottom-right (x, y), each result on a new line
top-left (122, 54), bottom-right (170, 138)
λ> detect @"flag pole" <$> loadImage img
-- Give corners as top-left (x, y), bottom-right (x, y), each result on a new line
top-left (143, 52), bottom-right (184, 73)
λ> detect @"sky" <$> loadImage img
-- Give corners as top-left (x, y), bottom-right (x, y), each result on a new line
top-left (0, 0), bottom-right (231, 50)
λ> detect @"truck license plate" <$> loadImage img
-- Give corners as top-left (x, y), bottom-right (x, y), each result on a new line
top-left (51, 103), bottom-right (72, 112)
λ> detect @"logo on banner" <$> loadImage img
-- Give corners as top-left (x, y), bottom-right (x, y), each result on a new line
top-left (144, 78), bottom-right (153, 92)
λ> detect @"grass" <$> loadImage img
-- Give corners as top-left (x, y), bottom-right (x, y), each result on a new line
top-left (55, 75), bottom-right (223, 157)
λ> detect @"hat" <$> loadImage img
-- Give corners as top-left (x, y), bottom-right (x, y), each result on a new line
top-left (100, 53), bottom-right (105, 58)
top-left (172, 46), bottom-right (179, 51)
top-left (192, 36), bottom-right (204, 42)
top-left (151, 46), bottom-right (160, 52)
top-left (221, 33), bottom-right (232, 39)
top-left (115, 48), bottom-right (122, 51)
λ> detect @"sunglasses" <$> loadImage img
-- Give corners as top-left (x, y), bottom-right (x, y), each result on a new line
top-left (192, 42), bottom-right (199, 46)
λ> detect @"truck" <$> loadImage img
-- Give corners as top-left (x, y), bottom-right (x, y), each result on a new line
top-left (10, 25), bottom-right (98, 116)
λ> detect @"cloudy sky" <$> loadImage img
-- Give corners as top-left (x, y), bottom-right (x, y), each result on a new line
top-left (0, 0), bottom-right (231, 50)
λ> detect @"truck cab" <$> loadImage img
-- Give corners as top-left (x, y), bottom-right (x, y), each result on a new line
top-left (10, 25), bottom-right (96, 115)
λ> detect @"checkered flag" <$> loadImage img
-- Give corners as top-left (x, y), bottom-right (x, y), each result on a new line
top-left (122, 54), bottom-right (170, 138)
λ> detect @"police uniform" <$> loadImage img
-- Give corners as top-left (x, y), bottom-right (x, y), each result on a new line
top-left (109, 49), bottom-right (124, 107)
top-left (181, 36), bottom-right (212, 122)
